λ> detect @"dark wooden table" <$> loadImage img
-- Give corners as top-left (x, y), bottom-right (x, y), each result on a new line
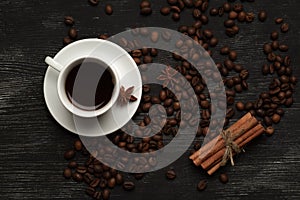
top-left (1, 0), bottom-right (300, 199)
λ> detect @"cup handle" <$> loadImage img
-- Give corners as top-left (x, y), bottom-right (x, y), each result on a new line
top-left (45, 56), bottom-right (64, 72)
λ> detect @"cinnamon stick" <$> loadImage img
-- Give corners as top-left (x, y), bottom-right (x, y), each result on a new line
top-left (190, 113), bottom-right (258, 166)
top-left (201, 123), bottom-right (264, 170)
top-left (207, 123), bottom-right (265, 175)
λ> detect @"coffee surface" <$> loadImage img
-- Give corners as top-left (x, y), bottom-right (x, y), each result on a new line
top-left (65, 60), bottom-right (114, 111)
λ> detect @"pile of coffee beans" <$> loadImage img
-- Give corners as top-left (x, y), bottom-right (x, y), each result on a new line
top-left (61, 0), bottom-right (297, 199)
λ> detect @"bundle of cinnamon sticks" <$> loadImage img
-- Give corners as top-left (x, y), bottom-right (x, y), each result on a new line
top-left (190, 112), bottom-right (265, 175)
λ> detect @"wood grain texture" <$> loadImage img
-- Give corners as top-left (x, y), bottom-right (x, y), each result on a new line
top-left (0, 0), bottom-right (299, 199)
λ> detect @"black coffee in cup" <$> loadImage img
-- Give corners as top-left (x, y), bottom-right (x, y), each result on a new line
top-left (65, 58), bottom-right (115, 111)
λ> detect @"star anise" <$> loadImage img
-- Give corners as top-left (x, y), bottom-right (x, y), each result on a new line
top-left (118, 86), bottom-right (135, 104)
top-left (156, 66), bottom-right (179, 88)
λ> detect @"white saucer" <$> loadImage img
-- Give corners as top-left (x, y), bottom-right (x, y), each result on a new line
top-left (44, 39), bottom-right (142, 136)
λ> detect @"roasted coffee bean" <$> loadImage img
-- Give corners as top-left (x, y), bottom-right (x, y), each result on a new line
top-left (272, 114), bottom-right (281, 124)
top-left (64, 150), bottom-right (75, 160)
top-left (99, 178), bottom-right (108, 188)
top-left (236, 101), bottom-right (245, 111)
top-left (237, 11), bottom-right (246, 22)
top-left (160, 6), bottom-right (171, 15)
top-left (167, 0), bottom-right (178, 5)
top-left (76, 166), bottom-right (87, 174)
top-left (197, 179), bottom-right (207, 191)
top-left (107, 177), bottom-right (116, 188)
top-left (210, 8), bottom-right (218, 16)
top-left (74, 140), bottom-right (83, 151)
top-left (104, 4), bottom-right (113, 15)
top-left (229, 50), bottom-right (237, 61)
top-left (88, 0), bottom-right (99, 6)
top-left (244, 12), bottom-right (254, 22)
top-left (219, 173), bottom-right (229, 183)
top-left (220, 46), bottom-right (230, 55)
top-left (102, 189), bottom-right (110, 200)
top-left (63, 168), bottom-right (72, 179)
top-left (115, 173), bottom-right (124, 185)
top-left (183, 0), bottom-right (193, 8)
top-left (271, 31), bottom-right (279, 40)
top-left (281, 23), bottom-right (289, 33)
top-left (140, 7), bottom-right (152, 15)
top-left (275, 17), bottom-right (283, 24)
top-left (210, 37), bottom-right (218, 47)
top-left (143, 55), bottom-right (153, 63)
top-left (63, 36), bottom-right (72, 45)
top-left (200, 14), bottom-right (209, 24)
top-left (140, 0), bottom-right (151, 8)
top-left (279, 44), bottom-right (289, 52)
top-left (123, 181), bottom-right (135, 191)
top-left (233, 3), bottom-right (243, 12)
top-left (225, 28), bottom-right (236, 37)
top-left (271, 40), bottom-right (279, 50)
top-left (267, 52), bottom-right (276, 62)
top-left (89, 178), bottom-right (100, 188)
top-left (224, 19), bottom-right (235, 28)
top-left (265, 126), bottom-right (275, 135)
top-left (134, 173), bottom-right (144, 180)
top-left (193, 9), bottom-right (202, 19)
top-left (223, 2), bottom-right (231, 12)
top-left (224, 59), bottom-right (235, 70)
top-left (172, 12), bottom-right (180, 21)
top-left (258, 10), bottom-right (267, 22)
top-left (68, 28), bottom-right (77, 39)
top-left (85, 187), bottom-right (95, 197)
top-left (263, 43), bottom-right (272, 54)
top-left (240, 69), bottom-right (249, 80)
top-left (64, 16), bottom-right (74, 26)
top-left (166, 169), bottom-right (176, 180)
top-left (72, 172), bottom-right (83, 182)
top-left (229, 11), bottom-right (238, 19)
top-left (68, 161), bottom-right (77, 168)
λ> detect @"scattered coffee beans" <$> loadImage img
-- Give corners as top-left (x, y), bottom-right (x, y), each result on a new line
top-left (197, 179), bottom-right (207, 191)
top-left (166, 169), bottom-right (176, 180)
top-left (219, 173), bottom-right (229, 184)
top-left (105, 4), bottom-right (113, 15)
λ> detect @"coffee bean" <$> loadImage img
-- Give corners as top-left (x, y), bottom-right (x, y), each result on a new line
top-left (167, 0), bottom-right (178, 5)
top-left (102, 189), bottom-right (110, 200)
top-left (63, 36), bottom-right (72, 45)
top-left (224, 19), bottom-right (235, 28)
top-left (265, 126), bottom-right (275, 136)
top-left (263, 43), bottom-right (272, 54)
top-left (123, 181), bottom-right (135, 191)
top-left (160, 6), bottom-right (171, 15)
top-left (223, 2), bottom-right (231, 12)
top-left (229, 11), bottom-right (238, 19)
top-left (233, 3), bottom-right (243, 12)
top-left (220, 46), bottom-right (230, 55)
top-left (166, 169), bottom-right (176, 180)
top-left (281, 23), bottom-right (289, 33)
top-left (64, 16), bottom-right (74, 26)
top-left (236, 101), bottom-right (245, 111)
top-left (140, 7), bottom-right (152, 15)
top-left (275, 17), bottom-right (283, 24)
top-left (193, 9), bottom-right (201, 19)
top-left (272, 113), bottom-right (281, 124)
top-left (68, 28), bottom-right (77, 39)
top-left (76, 166), bottom-right (87, 174)
top-left (74, 140), bottom-right (83, 151)
top-left (72, 172), bottom-right (83, 182)
top-left (197, 179), bottom-right (207, 191)
top-left (63, 168), bottom-right (72, 179)
top-left (115, 173), bottom-right (124, 185)
top-left (219, 173), bottom-right (229, 183)
top-left (183, 0), bottom-right (193, 8)
top-left (104, 4), bottom-right (114, 15)
top-left (258, 10), bottom-right (267, 22)
top-left (229, 50), bottom-right (237, 61)
top-left (107, 177), bottom-right (116, 188)
top-left (245, 12), bottom-right (255, 23)
top-left (210, 37), bottom-right (218, 47)
top-left (225, 28), bottom-right (236, 37)
top-left (88, 0), bottom-right (99, 6)
top-left (140, 0), bottom-right (151, 8)
top-left (64, 150), bottom-right (75, 160)
top-left (270, 31), bottom-right (279, 40)
top-left (159, 90), bottom-right (167, 101)
top-left (210, 8), bottom-right (218, 16)
top-left (143, 55), bottom-right (153, 63)
top-left (279, 44), bottom-right (289, 52)
top-left (172, 12), bottom-right (180, 21)
top-left (238, 11), bottom-right (246, 22)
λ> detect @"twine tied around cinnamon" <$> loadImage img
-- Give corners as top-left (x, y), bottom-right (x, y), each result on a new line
top-left (220, 129), bottom-right (245, 166)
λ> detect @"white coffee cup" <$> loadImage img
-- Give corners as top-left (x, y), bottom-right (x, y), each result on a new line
top-left (45, 55), bottom-right (120, 118)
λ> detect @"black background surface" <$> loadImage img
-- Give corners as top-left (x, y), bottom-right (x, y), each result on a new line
top-left (0, 0), bottom-right (300, 199)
